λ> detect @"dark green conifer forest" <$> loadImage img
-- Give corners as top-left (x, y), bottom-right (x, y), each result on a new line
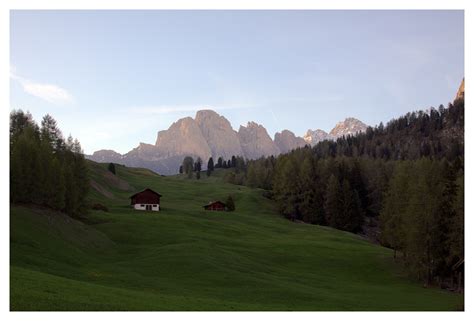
top-left (217, 98), bottom-right (464, 286)
top-left (10, 110), bottom-right (89, 218)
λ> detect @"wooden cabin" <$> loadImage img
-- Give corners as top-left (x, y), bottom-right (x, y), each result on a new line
top-left (130, 188), bottom-right (162, 211)
top-left (203, 201), bottom-right (226, 211)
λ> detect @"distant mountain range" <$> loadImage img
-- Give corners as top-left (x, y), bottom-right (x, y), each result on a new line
top-left (87, 110), bottom-right (368, 174)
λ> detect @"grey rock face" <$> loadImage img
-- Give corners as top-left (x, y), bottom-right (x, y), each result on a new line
top-left (89, 149), bottom-right (124, 163)
top-left (155, 117), bottom-right (212, 162)
top-left (329, 117), bottom-right (368, 138)
top-left (274, 130), bottom-right (307, 153)
top-left (237, 121), bottom-right (280, 159)
top-left (195, 109), bottom-right (243, 160)
top-left (303, 129), bottom-right (331, 146)
top-left (304, 118), bottom-right (368, 146)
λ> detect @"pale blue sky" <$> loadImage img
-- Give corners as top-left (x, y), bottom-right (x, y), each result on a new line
top-left (10, 10), bottom-right (464, 154)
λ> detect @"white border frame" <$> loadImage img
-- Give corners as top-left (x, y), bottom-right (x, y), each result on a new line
top-left (1, 1), bottom-right (471, 320)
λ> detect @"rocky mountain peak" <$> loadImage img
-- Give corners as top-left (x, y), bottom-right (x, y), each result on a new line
top-left (303, 129), bottom-right (330, 146)
top-left (329, 117), bottom-right (368, 138)
top-left (275, 130), bottom-right (307, 153)
top-left (238, 121), bottom-right (280, 159)
top-left (195, 109), bottom-right (243, 160)
top-left (155, 116), bottom-right (211, 161)
top-left (455, 78), bottom-right (464, 101)
top-left (90, 149), bottom-right (123, 162)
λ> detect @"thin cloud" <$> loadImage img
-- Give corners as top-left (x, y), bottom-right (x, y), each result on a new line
top-left (10, 69), bottom-right (73, 104)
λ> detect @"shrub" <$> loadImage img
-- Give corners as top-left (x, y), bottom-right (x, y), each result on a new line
top-left (91, 203), bottom-right (109, 212)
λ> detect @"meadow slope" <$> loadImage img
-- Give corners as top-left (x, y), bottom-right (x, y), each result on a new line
top-left (10, 161), bottom-right (464, 310)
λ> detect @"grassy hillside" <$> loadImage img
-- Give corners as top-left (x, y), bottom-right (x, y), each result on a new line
top-left (10, 161), bottom-right (463, 310)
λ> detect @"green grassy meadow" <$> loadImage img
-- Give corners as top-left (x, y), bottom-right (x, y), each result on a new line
top-left (10, 161), bottom-right (464, 310)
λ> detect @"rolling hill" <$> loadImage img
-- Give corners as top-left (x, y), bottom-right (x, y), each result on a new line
top-left (10, 161), bottom-right (463, 310)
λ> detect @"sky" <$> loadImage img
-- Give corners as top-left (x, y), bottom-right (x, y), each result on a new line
top-left (10, 10), bottom-right (464, 154)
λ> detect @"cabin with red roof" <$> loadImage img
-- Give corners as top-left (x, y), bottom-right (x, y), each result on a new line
top-left (130, 188), bottom-right (162, 211)
top-left (203, 201), bottom-right (226, 211)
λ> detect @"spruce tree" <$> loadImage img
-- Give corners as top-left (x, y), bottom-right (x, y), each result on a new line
top-left (226, 195), bottom-right (235, 211)
top-left (325, 174), bottom-right (341, 228)
top-left (217, 157), bottom-right (223, 168)
top-left (50, 158), bottom-right (66, 210)
top-left (299, 157), bottom-right (317, 224)
top-left (207, 157), bottom-right (214, 177)
top-left (380, 162), bottom-right (410, 259)
top-left (40, 114), bottom-right (64, 152)
top-left (182, 156), bottom-right (194, 178)
top-left (108, 163), bottom-right (116, 175)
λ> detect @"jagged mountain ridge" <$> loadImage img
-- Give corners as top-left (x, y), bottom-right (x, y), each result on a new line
top-left (303, 118), bottom-right (368, 146)
top-left (275, 130), bottom-right (307, 154)
top-left (87, 110), bottom-right (368, 174)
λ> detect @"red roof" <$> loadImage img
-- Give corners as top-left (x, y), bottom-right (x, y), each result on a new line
top-left (130, 188), bottom-right (162, 199)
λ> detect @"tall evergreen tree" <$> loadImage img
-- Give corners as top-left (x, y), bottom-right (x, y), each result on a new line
top-left (182, 156), bottom-right (194, 178)
top-left (207, 157), bottom-right (214, 177)
top-left (41, 114), bottom-right (64, 152)
top-left (216, 157), bottom-right (223, 168)
top-left (226, 195), bottom-right (235, 211)
top-left (325, 174), bottom-right (341, 228)
top-left (108, 163), bottom-right (116, 175)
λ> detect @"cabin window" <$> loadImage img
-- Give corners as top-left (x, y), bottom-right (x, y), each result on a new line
top-left (153, 205), bottom-right (157, 207)
top-left (140, 204), bottom-right (145, 207)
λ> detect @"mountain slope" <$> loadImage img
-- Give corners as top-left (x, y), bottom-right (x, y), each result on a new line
top-left (10, 161), bottom-right (463, 310)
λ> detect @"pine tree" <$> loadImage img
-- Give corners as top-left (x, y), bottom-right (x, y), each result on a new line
top-left (299, 157), bottom-right (318, 224)
top-left (246, 163), bottom-right (258, 188)
top-left (72, 151), bottom-right (90, 216)
top-left (380, 162), bottom-right (410, 259)
top-left (339, 179), bottom-right (363, 232)
top-left (10, 109), bottom-right (35, 147)
top-left (325, 174), bottom-right (341, 228)
top-left (216, 157), bottom-right (223, 168)
top-left (50, 158), bottom-right (66, 210)
top-left (194, 157), bottom-right (202, 173)
top-left (207, 157), bottom-right (214, 177)
top-left (182, 156), bottom-right (194, 178)
top-left (273, 157), bottom-right (300, 220)
top-left (226, 195), bottom-right (235, 211)
top-left (448, 174), bottom-right (464, 266)
top-left (40, 114), bottom-right (64, 152)
top-left (108, 163), bottom-right (116, 175)
top-left (63, 157), bottom-right (81, 217)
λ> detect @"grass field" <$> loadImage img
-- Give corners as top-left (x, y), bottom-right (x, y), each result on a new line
top-left (10, 161), bottom-right (464, 311)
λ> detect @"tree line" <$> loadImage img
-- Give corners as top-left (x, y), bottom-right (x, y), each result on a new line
top-left (179, 155), bottom-right (247, 181)
top-left (218, 98), bottom-right (464, 286)
top-left (10, 110), bottom-right (89, 218)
